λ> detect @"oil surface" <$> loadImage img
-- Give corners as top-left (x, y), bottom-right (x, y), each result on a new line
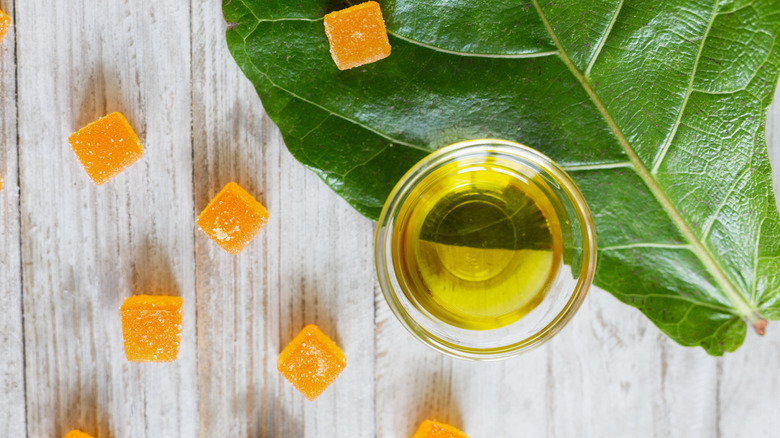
top-left (393, 160), bottom-right (562, 330)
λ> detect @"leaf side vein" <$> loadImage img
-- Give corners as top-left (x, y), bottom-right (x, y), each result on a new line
top-left (584, 0), bottom-right (625, 78)
top-left (617, 293), bottom-right (735, 313)
top-left (562, 161), bottom-right (632, 171)
top-left (600, 242), bottom-right (692, 251)
top-left (650, 2), bottom-right (722, 174)
top-left (529, 0), bottom-right (757, 320)
top-left (700, 166), bottom-right (752, 240)
top-left (386, 30), bottom-right (560, 59)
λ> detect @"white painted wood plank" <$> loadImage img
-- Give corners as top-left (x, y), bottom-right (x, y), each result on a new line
top-left (375, 301), bottom-right (549, 438)
top-left (192, 2), bottom-right (376, 437)
top-left (718, 332), bottom-right (780, 437)
top-left (4, 3), bottom-right (779, 438)
top-left (17, 1), bottom-right (197, 437)
top-left (0, 1), bottom-right (25, 436)
top-left (376, 289), bottom-right (720, 438)
top-left (548, 291), bottom-right (719, 438)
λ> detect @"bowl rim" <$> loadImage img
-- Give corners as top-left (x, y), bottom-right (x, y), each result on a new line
top-left (374, 139), bottom-right (598, 360)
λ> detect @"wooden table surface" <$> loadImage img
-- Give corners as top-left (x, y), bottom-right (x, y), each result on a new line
top-left (2, 1), bottom-right (780, 437)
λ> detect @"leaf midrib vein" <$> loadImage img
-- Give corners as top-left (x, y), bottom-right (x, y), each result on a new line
top-left (235, 0), bottom-right (760, 321)
top-left (529, 0), bottom-right (757, 320)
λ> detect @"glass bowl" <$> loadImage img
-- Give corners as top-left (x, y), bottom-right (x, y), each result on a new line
top-left (375, 139), bottom-right (597, 360)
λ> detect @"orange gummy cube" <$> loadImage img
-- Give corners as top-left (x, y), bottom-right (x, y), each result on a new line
top-left (278, 324), bottom-right (346, 401)
top-left (121, 295), bottom-right (183, 363)
top-left (197, 182), bottom-right (269, 255)
top-left (324, 1), bottom-right (391, 70)
top-left (413, 420), bottom-right (469, 438)
top-left (0, 9), bottom-right (11, 44)
top-left (64, 431), bottom-right (94, 438)
top-left (68, 112), bottom-right (144, 185)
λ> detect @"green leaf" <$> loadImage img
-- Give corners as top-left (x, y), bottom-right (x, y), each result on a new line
top-left (224, 0), bottom-right (780, 355)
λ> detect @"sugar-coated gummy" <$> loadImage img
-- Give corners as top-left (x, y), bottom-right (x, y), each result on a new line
top-left (413, 420), bottom-right (469, 438)
top-left (68, 112), bottom-right (144, 185)
top-left (196, 182), bottom-right (269, 255)
top-left (324, 1), bottom-right (391, 70)
top-left (63, 430), bottom-right (94, 438)
top-left (0, 9), bottom-right (11, 43)
top-left (277, 324), bottom-right (346, 401)
top-left (121, 295), bottom-right (183, 363)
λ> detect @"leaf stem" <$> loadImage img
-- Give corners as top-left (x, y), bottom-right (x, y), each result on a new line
top-left (753, 317), bottom-right (768, 336)
top-left (529, 0), bottom-right (762, 325)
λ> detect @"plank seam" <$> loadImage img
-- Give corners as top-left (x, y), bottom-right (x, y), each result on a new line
top-left (188, 1), bottom-right (201, 436)
top-left (11, 1), bottom-right (30, 436)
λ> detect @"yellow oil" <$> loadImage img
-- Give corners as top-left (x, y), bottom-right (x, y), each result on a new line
top-left (392, 160), bottom-right (563, 330)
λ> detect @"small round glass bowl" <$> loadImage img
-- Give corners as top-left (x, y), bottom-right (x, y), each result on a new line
top-left (375, 139), bottom-right (597, 360)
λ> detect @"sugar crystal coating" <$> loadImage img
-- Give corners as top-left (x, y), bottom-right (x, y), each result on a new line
top-left (324, 1), bottom-right (391, 70)
top-left (0, 9), bottom-right (11, 44)
top-left (64, 430), bottom-right (94, 438)
top-left (68, 112), bottom-right (144, 185)
top-left (197, 182), bottom-right (269, 255)
top-left (277, 324), bottom-right (346, 401)
top-left (413, 420), bottom-right (469, 438)
top-left (121, 295), bottom-right (183, 363)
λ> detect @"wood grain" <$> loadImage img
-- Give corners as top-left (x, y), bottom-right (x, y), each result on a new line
top-left (1, 1), bottom-right (780, 437)
top-left (192, 2), bottom-right (376, 437)
top-left (16, 1), bottom-right (196, 437)
top-left (0, 0), bottom-right (25, 436)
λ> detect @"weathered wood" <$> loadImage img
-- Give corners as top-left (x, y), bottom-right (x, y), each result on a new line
top-left (2, 2), bottom-right (780, 437)
top-left (16, 1), bottom-right (197, 437)
top-left (375, 300), bottom-right (549, 437)
top-left (547, 293), bottom-right (719, 438)
top-left (192, 2), bottom-right (376, 437)
top-left (375, 288), bottom-right (721, 438)
top-left (0, 1), bottom-right (25, 436)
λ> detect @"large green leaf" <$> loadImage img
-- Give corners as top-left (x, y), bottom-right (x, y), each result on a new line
top-left (224, 0), bottom-right (780, 355)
